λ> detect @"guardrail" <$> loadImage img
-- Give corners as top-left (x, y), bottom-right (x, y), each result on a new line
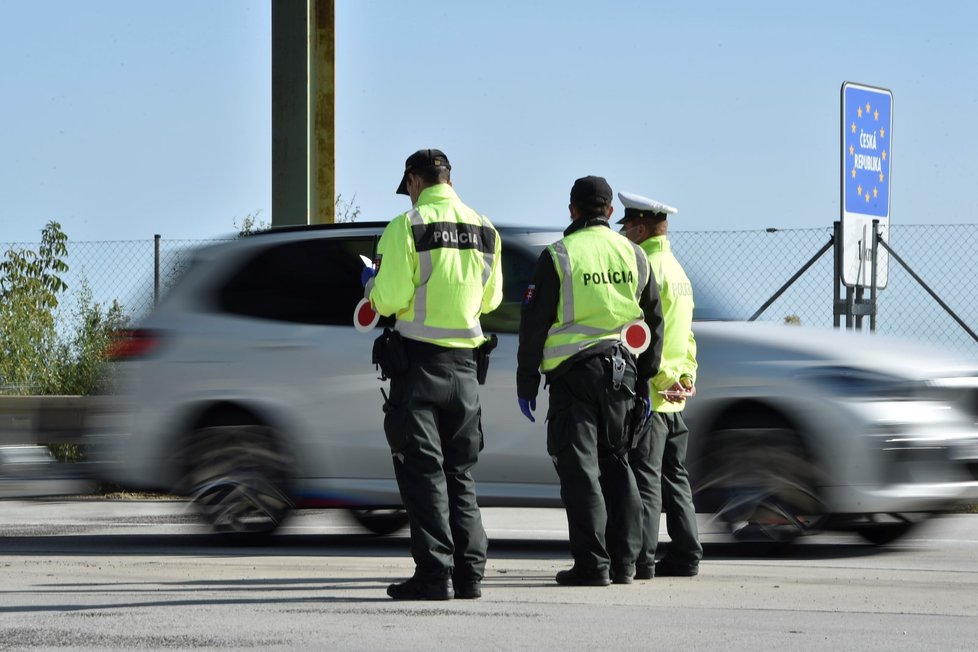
top-left (0, 395), bottom-right (95, 498)
top-left (0, 395), bottom-right (91, 446)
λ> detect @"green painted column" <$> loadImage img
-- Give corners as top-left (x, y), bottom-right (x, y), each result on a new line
top-left (271, 0), bottom-right (308, 227)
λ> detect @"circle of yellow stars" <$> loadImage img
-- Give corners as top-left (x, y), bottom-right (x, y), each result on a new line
top-left (849, 101), bottom-right (887, 203)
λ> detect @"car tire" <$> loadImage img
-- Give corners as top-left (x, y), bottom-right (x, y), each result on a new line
top-left (349, 508), bottom-right (409, 535)
top-left (699, 413), bottom-right (824, 543)
top-left (854, 513), bottom-right (923, 545)
top-left (179, 423), bottom-right (293, 539)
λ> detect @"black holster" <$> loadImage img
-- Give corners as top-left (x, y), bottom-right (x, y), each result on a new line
top-left (372, 328), bottom-right (409, 380)
top-left (625, 396), bottom-right (649, 450)
top-left (605, 343), bottom-right (644, 452)
top-left (476, 334), bottom-right (498, 385)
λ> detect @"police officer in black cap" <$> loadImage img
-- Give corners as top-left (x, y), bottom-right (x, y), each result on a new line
top-left (363, 148), bottom-right (503, 600)
top-left (517, 176), bottom-right (663, 586)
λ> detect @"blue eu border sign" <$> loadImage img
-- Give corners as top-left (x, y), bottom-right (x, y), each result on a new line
top-left (841, 81), bottom-right (893, 288)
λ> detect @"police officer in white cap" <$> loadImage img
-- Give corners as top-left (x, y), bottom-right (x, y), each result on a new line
top-left (617, 191), bottom-right (702, 578)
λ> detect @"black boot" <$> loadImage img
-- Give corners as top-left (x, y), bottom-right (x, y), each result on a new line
top-left (654, 560), bottom-right (699, 577)
top-left (555, 566), bottom-right (611, 587)
top-left (386, 575), bottom-right (454, 600)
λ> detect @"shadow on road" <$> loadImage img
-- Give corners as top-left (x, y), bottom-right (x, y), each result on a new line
top-left (0, 531), bottom-right (908, 561)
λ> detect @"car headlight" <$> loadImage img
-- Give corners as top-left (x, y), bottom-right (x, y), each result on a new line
top-left (925, 377), bottom-right (978, 422)
top-left (794, 366), bottom-right (915, 399)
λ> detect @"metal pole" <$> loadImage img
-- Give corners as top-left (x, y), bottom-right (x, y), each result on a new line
top-left (870, 219), bottom-right (879, 332)
top-left (272, 0), bottom-right (310, 227)
top-left (878, 238), bottom-right (978, 345)
top-left (845, 286), bottom-right (854, 330)
top-left (748, 237), bottom-right (833, 321)
top-left (308, 0), bottom-right (335, 224)
top-left (833, 221), bottom-right (841, 329)
top-left (153, 234), bottom-right (161, 307)
top-left (843, 220), bottom-right (854, 330)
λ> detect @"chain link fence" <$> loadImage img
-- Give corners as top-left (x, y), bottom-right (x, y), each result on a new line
top-left (3, 225), bottom-right (978, 359)
top-left (1, 236), bottom-right (228, 324)
top-left (671, 224), bottom-right (978, 359)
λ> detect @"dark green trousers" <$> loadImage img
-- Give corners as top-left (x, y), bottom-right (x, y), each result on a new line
top-left (546, 352), bottom-right (642, 574)
top-left (384, 340), bottom-right (487, 583)
top-left (629, 410), bottom-right (702, 569)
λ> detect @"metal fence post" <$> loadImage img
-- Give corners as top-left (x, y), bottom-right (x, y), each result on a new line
top-left (154, 234), bottom-right (161, 307)
top-left (832, 221), bottom-right (843, 329)
top-left (877, 238), bottom-right (978, 345)
top-left (870, 219), bottom-right (879, 332)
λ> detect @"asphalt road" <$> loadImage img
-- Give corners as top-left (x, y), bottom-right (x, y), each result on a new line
top-left (1, 501), bottom-right (978, 650)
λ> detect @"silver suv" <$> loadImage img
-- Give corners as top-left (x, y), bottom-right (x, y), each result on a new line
top-left (89, 223), bottom-right (978, 544)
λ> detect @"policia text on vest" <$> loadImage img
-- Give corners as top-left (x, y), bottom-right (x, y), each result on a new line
top-left (582, 269), bottom-right (634, 286)
top-left (413, 221), bottom-right (494, 250)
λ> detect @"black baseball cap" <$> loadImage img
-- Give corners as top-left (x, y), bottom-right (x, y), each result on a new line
top-left (570, 175), bottom-right (613, 214)
top-left (396, 148), bottom-right (451, 195)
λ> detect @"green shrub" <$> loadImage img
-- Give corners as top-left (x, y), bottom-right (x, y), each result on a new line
top-left (1, 221), bottom-right (128, 397)
top-left (1, 222), bottom-right (129, 465)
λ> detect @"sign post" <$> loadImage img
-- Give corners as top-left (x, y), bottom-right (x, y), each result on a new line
top-left (841, 82), bottom-right (893, 289)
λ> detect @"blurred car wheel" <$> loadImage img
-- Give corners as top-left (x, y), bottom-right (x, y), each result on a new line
top-left (179, 423), bottom-right (293, 538)
top-left (700, 413), bottom-right (824, 543)
top-left (349, 508), bottom-right (409, 535)
top-left (854, 513), bottom-right (923, 545)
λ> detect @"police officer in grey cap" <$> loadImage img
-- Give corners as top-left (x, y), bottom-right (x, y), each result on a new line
top-left (618, 191), bottom-right (703, 578)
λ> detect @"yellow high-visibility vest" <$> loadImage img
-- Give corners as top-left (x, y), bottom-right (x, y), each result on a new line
top-left (367, 184), bottom-right (503, 348)
top-left (641, 235), bottom-right (697, 412)
top-left (541, 225), bottom-right (650, 372)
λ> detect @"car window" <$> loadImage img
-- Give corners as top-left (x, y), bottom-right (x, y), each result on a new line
top-left (216, 237), bottom-right (380, 326)
top-left (481, 243), bottom-right (541, 334)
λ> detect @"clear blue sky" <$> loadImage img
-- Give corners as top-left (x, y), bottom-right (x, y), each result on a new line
top-left (2, 1), bottom-right (977, 243)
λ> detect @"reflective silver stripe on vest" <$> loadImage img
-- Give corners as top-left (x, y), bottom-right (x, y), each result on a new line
top-left (395, 319), bottom-right (483, 341)
top-left (550, 241), bottom-right (574, 326)
top-left (478, 213), bottom-right (495, 287)
top-left (543, 338), bottom-right (613, 360)
top-left (631, 241), bottom-right (650, 302)
top-left (547, 322), bottom-right (613, 337)
top-left (406, 209), bottom-right (432, 326)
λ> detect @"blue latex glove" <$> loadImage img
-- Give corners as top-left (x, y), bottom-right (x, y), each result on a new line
top-left (518, 397), bottom-right (536, 423)
top-left (361, 266), bottom-right (376, 287)
top-left (642, 397), bottom-right (652, 423)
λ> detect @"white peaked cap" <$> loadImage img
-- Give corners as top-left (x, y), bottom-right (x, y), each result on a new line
top-left (618, 191), bottom-right (678, 216)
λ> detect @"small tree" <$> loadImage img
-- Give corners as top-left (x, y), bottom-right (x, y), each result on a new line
top-left (335, 193), bottom-right (361, 223)
top-left (1, 222), bottom-right (130, 464)
top-left (0, 222), bottom-right (68, 393)
top-left (236, 195), bottom-right (361, 236)
top-left (0, 221), bottom-right (128, 396)
top-left (234, 210), bottom-right (271, 237)
top-left (51, 284), bottom-right (128, 395)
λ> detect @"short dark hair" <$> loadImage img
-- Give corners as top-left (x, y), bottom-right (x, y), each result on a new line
top-left (576, 197), bottom-right (612, 216)
top-left (414, 166), bottom-right (451, 186)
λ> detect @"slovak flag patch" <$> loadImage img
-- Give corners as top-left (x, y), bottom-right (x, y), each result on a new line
top-left (523, 284), bottom-right (536, 305)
